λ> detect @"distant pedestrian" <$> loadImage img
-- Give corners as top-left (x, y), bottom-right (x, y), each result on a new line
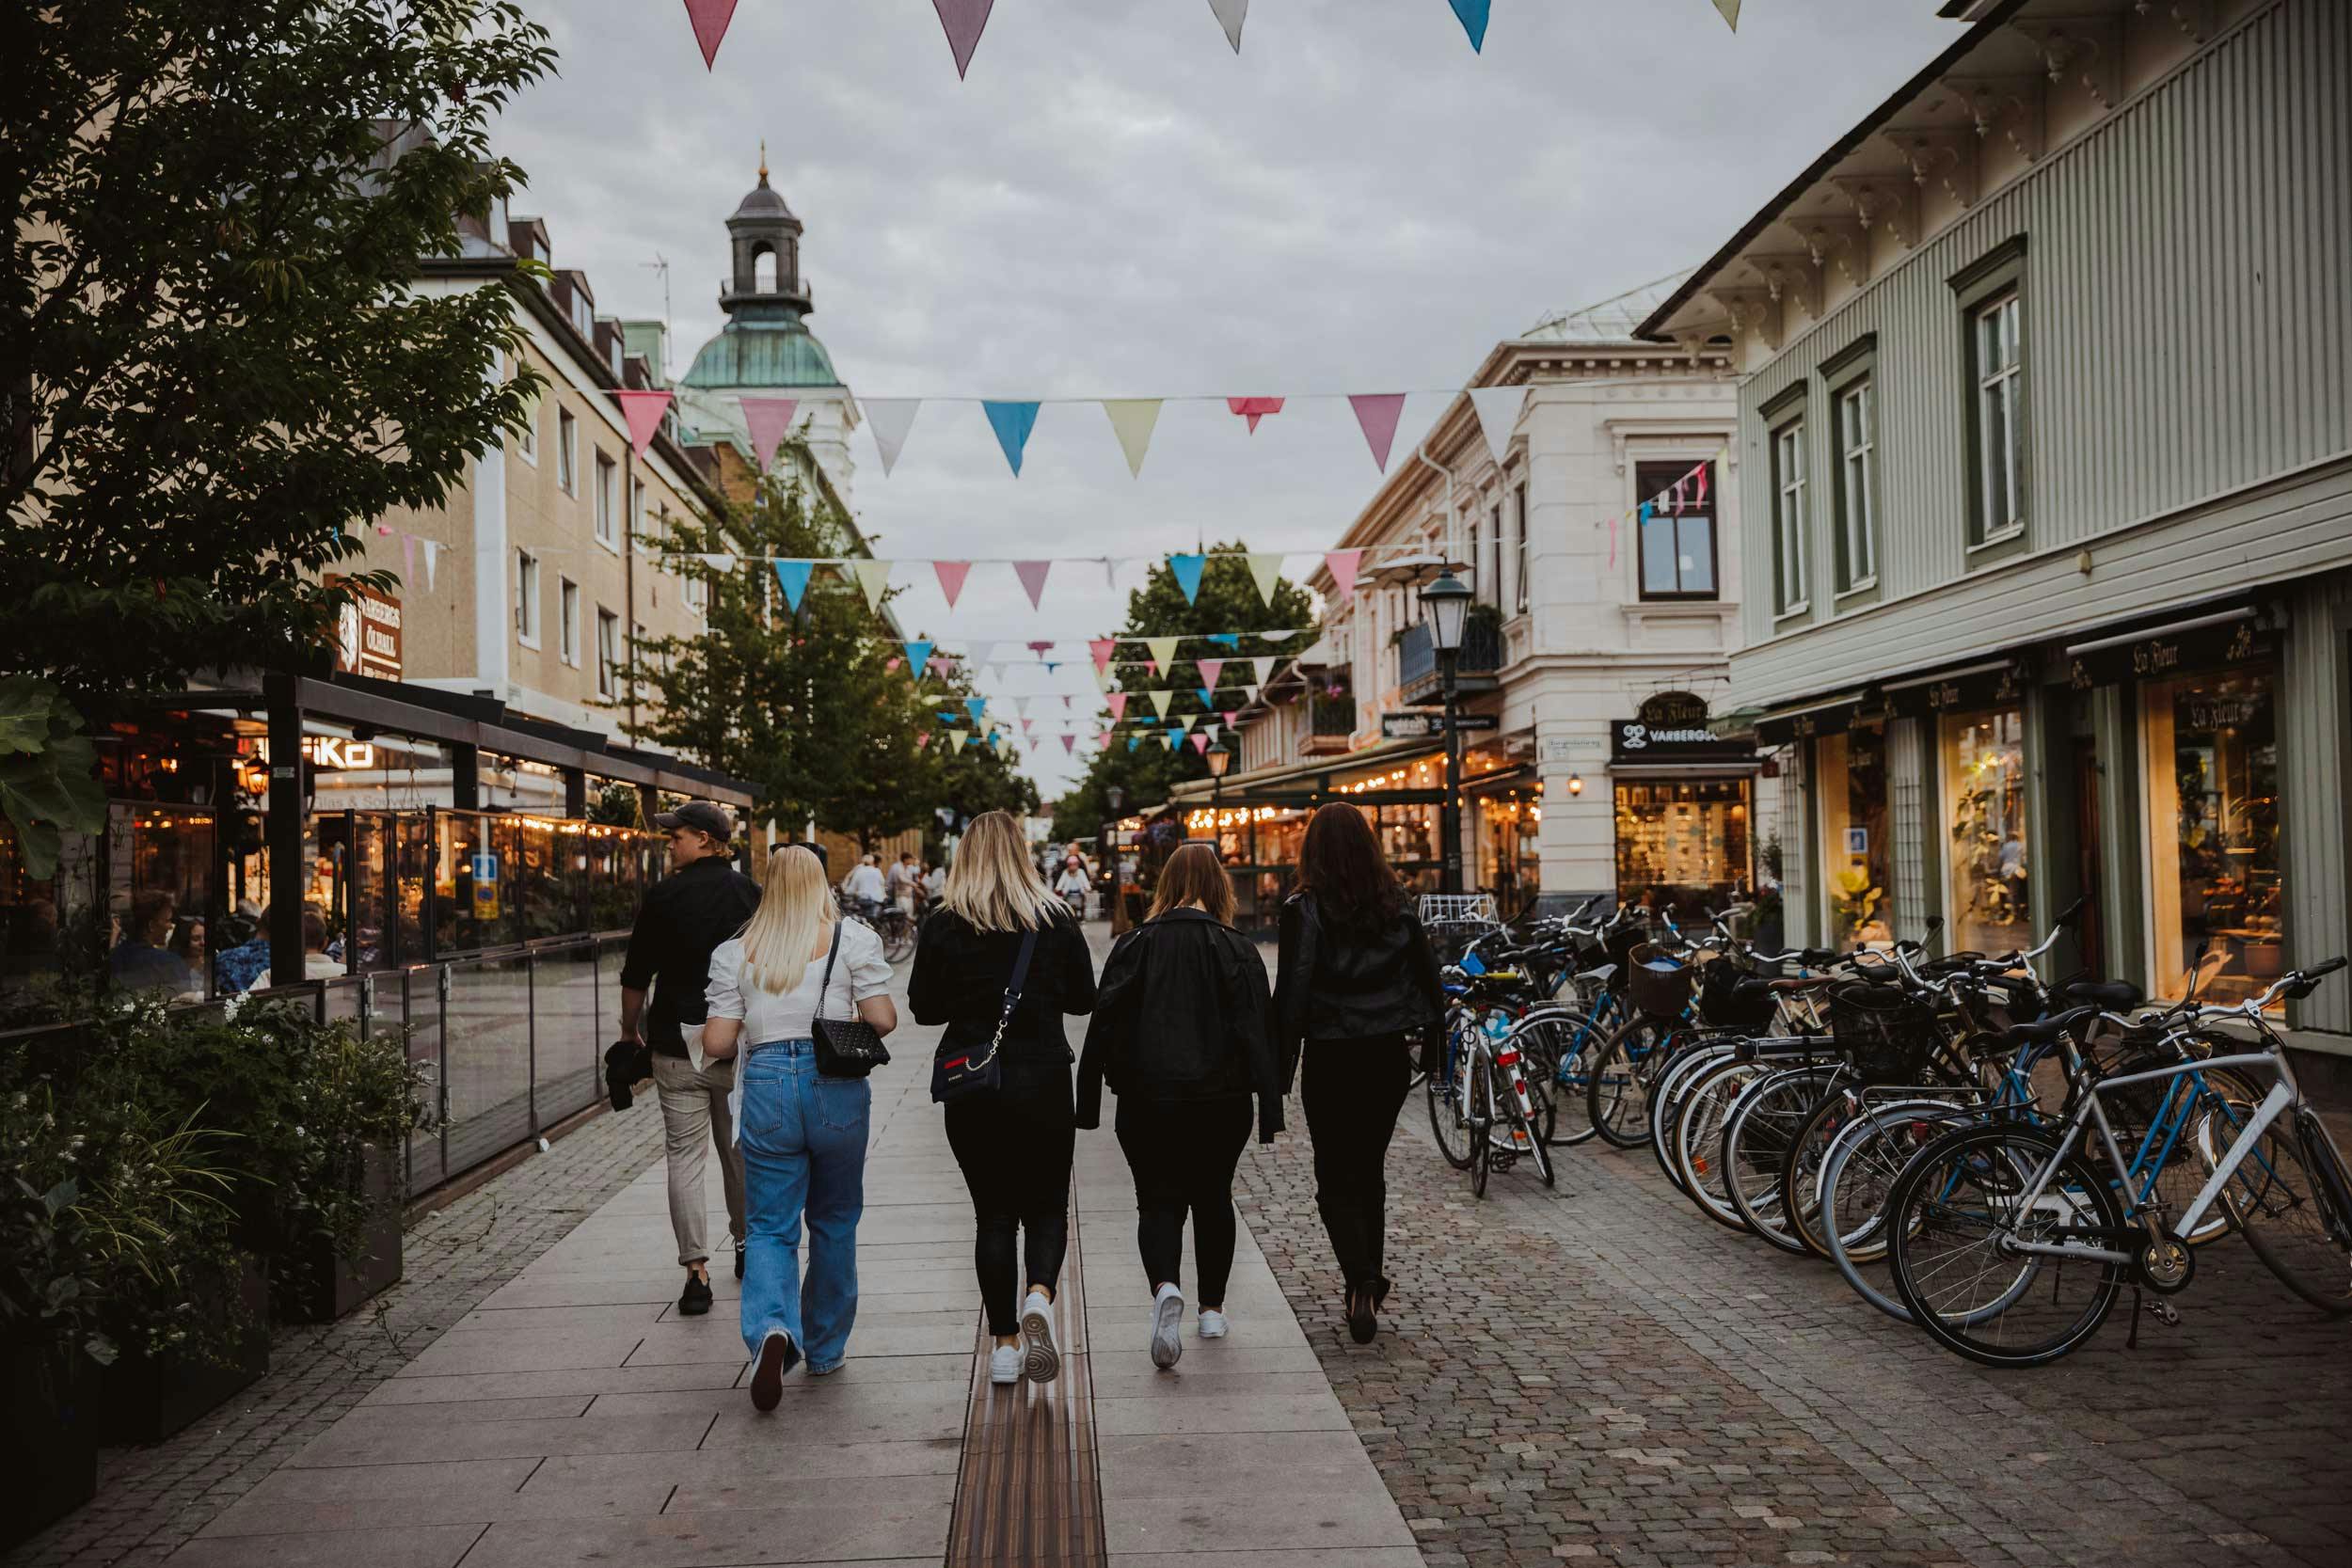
top-left (701, 844), bottom-right (897, 1407)
top-left (1078, 843), bottom-right (1279, 1369)
top-left (1272, 803), bottom-right (1445, 1345)
top-left (910, 811), bottom-right (1098, 1387)
top-left (619, 802), bottom-right (759, 1317)
top-left (887, 850), bottom-right (920, 915)
top-left (842, 852), bottom-right (886, 912)
top-left (1054, 855), bottom-right (1092, 920)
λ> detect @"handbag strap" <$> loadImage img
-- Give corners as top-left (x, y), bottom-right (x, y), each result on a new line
top-left (815, 923), bottom-right (844, 1022)
top-left (987, 927), bottom-right (1041, 1053)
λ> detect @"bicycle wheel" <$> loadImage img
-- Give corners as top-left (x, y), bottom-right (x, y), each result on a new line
top-left (1885, 1124), bottom-right (2127, 1368)
top-left (880, 916), bottom-right (916, 964)
top-left (1820, 1101), bottom-right (1984, 1323)
top-left (1779, 1085), bottom-right (1865, 1260)
top-left (1468, 1052), bottom-right (1495, 1198)
top-left (1672, 1058), bottom-right (1766, 1233)
top-left (1723, 1065), bottom-right (1842, 1255)
top-left (1427, 1027), bottom-right (1476, 1171)
top-left (1585, 1014), bottom-right (1669, 1149)
top-left (2201, 1105), bottom-right (2352, 1316)
top-left (1500, 1057), bottom-right (1554, 1189)
top-left (1647, 1038), bottom-right (1728, 1187)
top-left (1514, 1012), bottom-right (1593, 1144)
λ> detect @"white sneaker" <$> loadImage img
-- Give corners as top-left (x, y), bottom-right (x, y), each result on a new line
top-left (1019, 1290), bottom-right (1061, 1385)
top-left (1198, 1308), bottom-right (1229, 1339)
top-left (1149, 1283), bottom-right (1184, 1370)
top-left (988, 1344), bottom-right (1021, 1386)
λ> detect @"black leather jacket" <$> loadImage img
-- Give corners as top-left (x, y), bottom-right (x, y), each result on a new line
top-left (908, 908), bottom-right (1098, 1090)
top-left (1076, 910), bottom-right (1283, 1143)
top-left (1272, 893), bottom-right (1446, 1083)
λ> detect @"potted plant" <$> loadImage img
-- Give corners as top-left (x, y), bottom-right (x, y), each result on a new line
top-left (263, 1007), bottom-right (424, 1323)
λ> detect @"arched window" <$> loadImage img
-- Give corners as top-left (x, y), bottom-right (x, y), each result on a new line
top-left (752, 245), bottom-right (778, 293)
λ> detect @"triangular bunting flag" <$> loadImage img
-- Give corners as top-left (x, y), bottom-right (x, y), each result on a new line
top-left (1027, 640), bottom-right (1056, 656)
top-left (1348, 393), bottom-right (1408, 472)
top-left (934, 561), bottom-right (973, 610)
top-left (916, 733), bottom-right (930, 751)
top-left (1189, 734), bottom-right (1210, 754)
top-left (1159, 734), bottom-right (1175, 752)
top-left (1713, 0), bottom-right (1741, 30)
top-left (966, 640), bottom-right (995, 670)
top-left (1243, 684), bottom-right (1261, 705)
top-left (905, 641), bottom-right (933, 680)
top-left (1326, 549), bottom-right (1364, 601)
top-left (1145, 636), bottom-right (1180, 673)
top-left (1148, 690), bottom-right (1173, 719)
top-left (1202, 722), bottom-right (1221, 742)
top-left (614, 389), bottom-right (673, 457)
top-left (1128, 736), bottom-right (1142, 752)
top-left (1470, 385), bottom-right (1527, 466)
top-left (684, 0), bottom-right (737, 69)
top-left (1259, 629), bottom-right (1298, 643)
top-left (1208, 632), bottom-right (1240, 649)
top-left (1013, 560), bottom-right (1053, 610)
top-left (1197, 658), bottom-right (1225, 691)
top-left (1222, 710), bottom-right (1239, 728)
top-left (1177, 715), bottom-right (1198, 736)
top-left (863, 399), bottom-right (921, 475)
top-left (1089, 638), bottom-right (1119, 676)
top-left (772, 560), bottom-right (813, 612)
top-left (1251, 656), bottom-right (1277, 685)
top-left (421, 540), bottom-right (438, 591)
top-left (1168, 553), bottom-right (1206, 604)
top-left (1449, 0), bottom-right (1491, 51)
top-left (1106, 692), bottom-right (1130, 722)
top-left (1102, 400), bottom-right (1162, 478)
top-left (955, 732), bottom-right (973, 752)
top-left (852, 559), bottom-right (891, 612)
top-left (1245, 553), bottom-right (1284, 607)
top-left (1208, 0), bottom-right (1248, 51)
top-left (1196, 688), bottom-right (1214, 707)
top-left (1014, 695), bottom-right (1033, 717)
top-left (982, 401), bottom-right (1040, 476)
top-left (932, 0), bottom-right (994, 77)
top-left (964, 698), bottom-right (988, 724)
top-left (740, 397), bottom-right (800, 471)
top-left (1061, 734), bottom-right (1076, 754)
top-left (1226, 396), bottom-right (1284, 433)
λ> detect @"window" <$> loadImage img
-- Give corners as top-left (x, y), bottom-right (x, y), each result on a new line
top-left (556, 409), bottom-right (578, 493)
top-left (515, 549), bottom-right (540, 646)
top-left (1836, 379), bottom-right (1878, 591)
top-left (558, 578), bottom-right (580, 666)
top-left (1637, 460), bottom-right (1718, 601)
top-left (2142, 662), bottom-right (2281, 1007)
top-left (1484, 504), bottom-right (1502, 604)
top-left (683, 568), bottom-right (707, 619)
top-left (631, 480), bottom-right (649, 553)
top-left (1941, 705), bottom-right (2029, 955)
top-left (596, 609), bottom-right (620, 699)
top-left (1772, 420), bottom-right (1808, 615)
top-left (1468, 514), bottom-right (1484, 603)
top-left (1515, 482), bottom-right (1530, 612)
top-left (1816, 726), bottom-right (1891, 946)
top-left (513, 368), bottom-right (537, 465)
top-left (1973, 293), bottom-right (2023, 542)
top-left (1613, 778), bottom-right (1752, 914)
top-left (595, 452), bottom-right (617, 547)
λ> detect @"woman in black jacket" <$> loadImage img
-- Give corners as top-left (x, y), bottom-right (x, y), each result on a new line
top-left (1272, 802), bottom-right (1445, 1344)
top-left (1078, 843), bottom-right (1279, 1370)
top-left (908, 812), bottom-right (1099, 1389)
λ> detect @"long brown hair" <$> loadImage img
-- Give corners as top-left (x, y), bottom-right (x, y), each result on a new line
top-left (1297, 802), bottom-right (1404, 933)
top-left (1149, 842), bottom-right (1236, 926)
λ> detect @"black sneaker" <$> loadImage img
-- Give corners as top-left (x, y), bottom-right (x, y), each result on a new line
top-left (734, 1238), bottom-right (746, 1281)
top-left (679, 1270), bottom-right (714, 1316)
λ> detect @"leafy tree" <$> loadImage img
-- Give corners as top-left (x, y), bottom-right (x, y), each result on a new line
top-left (4, 0), bottom-right (555, 857)
top-left (1051, 544), bottom-right (1314, 841)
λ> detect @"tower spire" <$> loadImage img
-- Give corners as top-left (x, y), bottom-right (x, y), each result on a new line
top-left (757, 139), bottom-right (769, 186)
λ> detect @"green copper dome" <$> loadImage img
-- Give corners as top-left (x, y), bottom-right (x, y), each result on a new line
top-left (682, 314), bottom-right (840, 390)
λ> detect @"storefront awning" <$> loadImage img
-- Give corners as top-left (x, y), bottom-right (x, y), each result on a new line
top-left (1611, 759), bottom-right (1765, 779)
top-left (1754, 690), bottom-right (1867, 745)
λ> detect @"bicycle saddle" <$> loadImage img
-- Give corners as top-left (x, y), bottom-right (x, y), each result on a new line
top-left (2055, 978), bottom-right (2142, 1012)
top-left (2003, 1005), bottom-right (2098, 1046)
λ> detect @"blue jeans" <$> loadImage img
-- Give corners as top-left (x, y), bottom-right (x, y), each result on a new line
top-left (737, 1040), bottom-right (871, 1371)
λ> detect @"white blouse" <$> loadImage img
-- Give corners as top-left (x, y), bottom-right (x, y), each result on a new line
top-left (706, 920), bottom-right (894, 1047)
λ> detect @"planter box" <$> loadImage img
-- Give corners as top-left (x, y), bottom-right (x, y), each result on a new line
top-left (100, 1253), bottom-right (270, 1445)
top-left (275, 1143), bottom-right (404, 1323)
top-left (2, 1345), bottom-right (98, 1549)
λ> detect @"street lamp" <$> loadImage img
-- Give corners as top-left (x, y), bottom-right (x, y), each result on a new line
top-left (1420, 571), bottom-right (1472, 895)
top-left (1103, 784), bottom-right (1127, 933)
top-left (1205, 741), bottom-right (1232, 847)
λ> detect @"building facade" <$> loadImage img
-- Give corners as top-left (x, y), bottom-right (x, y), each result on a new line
top-left (1211, 281), bottom-right (1758, 918)
top-left (1640, 0), bottom-right (2352, 1060)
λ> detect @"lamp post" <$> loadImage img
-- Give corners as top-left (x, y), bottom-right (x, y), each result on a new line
top-left (1419, 571), bottom-right (1471, 895)
top-left (1205, 741), bottom-right (1233, 861)
top-left (1104, 784), bottom-right (1127, 933)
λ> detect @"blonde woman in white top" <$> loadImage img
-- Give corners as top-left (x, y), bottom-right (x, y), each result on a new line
top-left (703, 845), bottom-right (897, 1409)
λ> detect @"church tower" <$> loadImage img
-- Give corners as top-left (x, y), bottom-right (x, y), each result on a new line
top-left (721, 145), bottom-right (810, 318)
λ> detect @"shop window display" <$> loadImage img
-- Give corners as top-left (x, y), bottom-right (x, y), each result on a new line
top-left (1816, 727), bottom-right (1891, 946)
top-left (1614, 779), bottom-right (1751, 917)
top-left (2142, 665), bottom-right (2280, 1005)
top-left (1942, 706), bottom-right (2029, 954)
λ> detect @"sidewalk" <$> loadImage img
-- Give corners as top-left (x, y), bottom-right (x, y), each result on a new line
top-left (86, 922), bottom-right (1413, 1568)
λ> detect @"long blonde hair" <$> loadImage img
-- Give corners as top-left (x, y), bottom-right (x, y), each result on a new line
top-left (740, 844), bottom-right (839, 994)
top-left (941, 811), bottom-right (1063, 933)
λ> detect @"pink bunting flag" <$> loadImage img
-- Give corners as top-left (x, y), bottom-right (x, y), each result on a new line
top-left (1348, 394), bottom-right (1407, 472)
top-left (885, 657), bottom-right (902, 673)
top-left (1060, 735), bottom-right (1076, 754)
top-left (614, 389), bottom-right (673, 458)
top-left (932, 0), bottom-right (994, 78)
top-left (1695, 462), bottom-right (1709, 507)
top-left (1325, 549), bottom-right (1364, 601)
top-left (1196, 658), bottom-right (1225, 691)
top-left (1106, 692), bottom-right (1130, 722)
top-left (1223, 711), bottom-right (1238, 728)
top-left (1227, 396), bottom-right (1284, 434)
top-left (1026, 640), bottom-right (1056, 656)
top-left (1013, 560), bottom-right (1053, 609)
top-left (684, 0), bottom-right (737, 69)
top-left (1190, 734), bottom-right (1211, 754)
top-left (916, 733), bottom-right (931, 751)
top-left (1089, 638), bottom-right (1119, 675)
top-left (741, 397), bottom-right (800, 471)
top-left (933, 560), bottom-right (973, 610)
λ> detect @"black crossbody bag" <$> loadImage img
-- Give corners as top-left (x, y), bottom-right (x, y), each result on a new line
top-left (810, 924), bottom-right (892, 1079)
top-left (930, 927), bottom-right (1039, 1103)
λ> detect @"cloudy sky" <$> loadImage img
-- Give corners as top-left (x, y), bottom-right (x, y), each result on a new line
top-left (495, 0), bottom-right (1956, 797)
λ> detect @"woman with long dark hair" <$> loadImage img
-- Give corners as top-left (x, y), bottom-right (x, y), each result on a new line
top-left (1078, 843), bottom-right (1280, 1368)
top-left (1272, 803), bottom-right (1445, 1344)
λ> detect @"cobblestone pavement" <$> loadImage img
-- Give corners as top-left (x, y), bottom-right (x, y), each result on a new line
top-left (4, 1104), bottom-right (669, 1568)
top-left (1232, 1081), bottom-right (2352, 1568)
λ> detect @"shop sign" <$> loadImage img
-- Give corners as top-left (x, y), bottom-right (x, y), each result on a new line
top-left (2068, 613), bottom-right (2271, 690)
top-left (1893, 660), bottom-right (2031, 717)
top-left (1636, 690), bottom-right (1710, 727)
top-left (1611, 719), bottom-right (1753, 764)
top-left (327, 576), bottom-right (404, 680)
top-left (1380, 711), bottom-right (1498, 739)
top-left (469, 852), bottom-right (501, 921)
top-left (1541, 736), bottom-right (1605, 763)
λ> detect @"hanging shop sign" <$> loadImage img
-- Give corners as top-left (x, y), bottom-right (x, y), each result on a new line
top-left (1611, 718), bottom-right (1754, 765)
top-left (326, 577), bottom-right (405, 681)
top-left (1382, 711), bottom-right (1500, 740)
top-left (1636, 690), bottom-right (1711, 727)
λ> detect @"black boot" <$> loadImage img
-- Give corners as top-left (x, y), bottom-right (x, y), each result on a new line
top-left (679, 1268), bottom-right (714, 1316)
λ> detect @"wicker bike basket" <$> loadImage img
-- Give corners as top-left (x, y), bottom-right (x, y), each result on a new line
top-left (1697, 958), bottom-right (1779, 1032)
top-left (1826, 982), bottom-right (1941, 1085)
top-left (1626, 942), bottom-right (1696, 1022)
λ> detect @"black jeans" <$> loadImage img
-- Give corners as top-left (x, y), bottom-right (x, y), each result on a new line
top-left (945, 1074), bottom-right (1074, 1336)
top-left (1113, 1096), bottom-right (1252, 1307)
top-left (1300, 1034), bottom-right (1413, 1291)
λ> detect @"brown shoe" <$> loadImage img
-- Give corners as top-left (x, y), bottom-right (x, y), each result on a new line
top-left (750, 1331), bottom-right (800, 1411)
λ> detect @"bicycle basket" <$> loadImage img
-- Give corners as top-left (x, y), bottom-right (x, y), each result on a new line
top-left (1827, 983), bottom-right (1940, 1085)
top-left (1697, 958), bottom-right (1778, 1032)
top-left (1602, 922), bottom-right (1647, 973)
top-left (1626, 942), bottom-right (1694, 1021)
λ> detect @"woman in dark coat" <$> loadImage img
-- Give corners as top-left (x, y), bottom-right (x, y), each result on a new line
top-left (1271, 803), bottom-right (1445, 1344)
top-left (1079, 842), bottom-right (1280, 1369)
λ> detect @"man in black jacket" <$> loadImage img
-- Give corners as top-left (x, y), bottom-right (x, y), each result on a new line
top-left (619, 802), bottom-right (759, 1316)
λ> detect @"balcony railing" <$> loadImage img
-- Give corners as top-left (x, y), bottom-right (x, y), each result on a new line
top-left (1303, 695), bottom-right (1355, 754)
top-left (1398, 615), bottom-right (1503, 704)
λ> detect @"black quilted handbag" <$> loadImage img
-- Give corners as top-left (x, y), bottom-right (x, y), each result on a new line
top-left (810, 925), bottom-right (892, 1079)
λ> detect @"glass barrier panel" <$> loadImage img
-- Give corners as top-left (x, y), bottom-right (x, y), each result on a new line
top-left (532, 941), bottom-right (602, 1131)
top-left (440, 952), bottom-right (533, 1174)
top-left (403, 966), bottom-right (446, 1194)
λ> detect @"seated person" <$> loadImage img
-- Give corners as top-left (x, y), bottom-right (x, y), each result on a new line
top-left (109, 890), bottom-right (197, 995)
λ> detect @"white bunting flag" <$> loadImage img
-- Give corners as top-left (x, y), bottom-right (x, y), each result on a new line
top-left (851, 559), bottom-right (891, 612)
top-left (965, 640), bottom-right (995, 670)
top-left (1713, 0), bottom-right (1741, 30)
top-left (1251, 656), bottom-right (1277, 685)
top-left (1177, 715), bottom-right (1198, 735)
top-left (862, 399), bottom-right (921, 475)
top-left (1208, 0), bottom-right (1248, 51)
top-left (421, 540), bottom-right (439, 591)
top-left (1470, 385), bottom-right (1527, 467)
top-left (1145, 636), bottom-right (1181, 673)
top-left (1102, 400), bottom-right (1163, 479)
top-left (1247, 553), bottom-right (1283, 607)
top-left (1243, 684), bottom-right (1262, 704)
top-left (1148, 689), bottom-right (1173, 719)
